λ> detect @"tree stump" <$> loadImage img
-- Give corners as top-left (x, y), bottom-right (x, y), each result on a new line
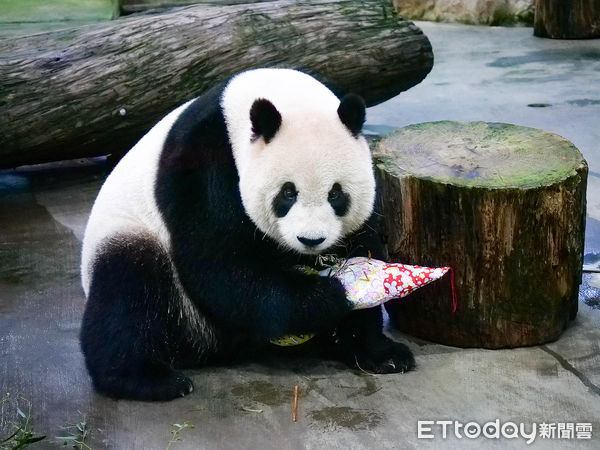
top-left (374, 121), bottom-right (588, 348)
top-left (534, 0), bottom-right (600, 39)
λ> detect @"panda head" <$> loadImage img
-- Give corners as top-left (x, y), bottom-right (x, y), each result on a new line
top-left (227, 73), bottom-right (375, 255)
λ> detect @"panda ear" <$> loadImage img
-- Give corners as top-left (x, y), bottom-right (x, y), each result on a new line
top-left (337, 94), bottom-right (366, 137)
top-left (250, 98), bottom-right (281, 144)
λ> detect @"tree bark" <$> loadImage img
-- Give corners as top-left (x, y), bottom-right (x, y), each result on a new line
top-left (0, 0), bottom-right (433, 169)
top-left (120, 0), bottom-right (273, 14)
top-left (374, 121), bottom-right (587, 348)
top-left (534, 0), bottom-right (600, 39)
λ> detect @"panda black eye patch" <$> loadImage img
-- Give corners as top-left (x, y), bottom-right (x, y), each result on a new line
top-left (328, 183), bottom-right (350, 216)
top-left (273, 182), bottom-right (297, 217)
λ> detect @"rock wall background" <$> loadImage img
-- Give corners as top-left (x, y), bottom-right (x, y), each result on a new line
top-left (392, 0), bottom-right (535, 26)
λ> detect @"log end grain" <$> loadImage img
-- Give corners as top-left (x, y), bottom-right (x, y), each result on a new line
top-left (376, 121), bottom-right (586, 188)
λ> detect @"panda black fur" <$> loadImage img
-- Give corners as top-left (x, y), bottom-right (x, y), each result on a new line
top-left (80, 69), bottom-right (415, 401)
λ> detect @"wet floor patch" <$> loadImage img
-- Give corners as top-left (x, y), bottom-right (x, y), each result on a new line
top-left (535, 362), bottom-right (559, 377)
top-left (308, 406), bottom-right (383, 431)
top-left (487, 50), bottom-right (600, 85)
top-left (584, 252), bottom-right (600, 267)
top-left (580, 273), bottom-right (600, 310)
top-left (585, 216), bottom-right (600, 255)
top-left (567, 99), bottom-right (600, 107)
top-left (340, 377), bottom-right (382, 399)
top-left (230, 380), bottom-right (293, 407)
top-left (487, 49), bottom-right (600, 68)
top-left (0, 173), bottom-right (30, 191)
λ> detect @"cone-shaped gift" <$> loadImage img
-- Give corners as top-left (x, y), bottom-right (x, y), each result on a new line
top-left (271, 257), bottom-right (452, 346)
top-left (325, 257), bottom-right (451, 310)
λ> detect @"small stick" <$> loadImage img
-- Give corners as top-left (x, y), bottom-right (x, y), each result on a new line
top-left (293, 385), bottom-right (299, 422)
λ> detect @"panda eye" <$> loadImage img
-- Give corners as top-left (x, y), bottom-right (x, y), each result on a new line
top-left (283, 185), bottom-right (297, 200)
top-left (328, 183), bottom-right (342, 201)
top-left (328, 183), bottom-right (350, 216)
top-left (273, 182), bottom-right (297, 218)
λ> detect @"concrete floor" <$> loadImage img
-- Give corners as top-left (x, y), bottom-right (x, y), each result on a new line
top-left (1, 22), bottom-right (600, 449)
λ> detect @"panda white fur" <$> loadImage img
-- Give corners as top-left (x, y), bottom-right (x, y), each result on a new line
top-left (80, 68), bottom-right (414, 401)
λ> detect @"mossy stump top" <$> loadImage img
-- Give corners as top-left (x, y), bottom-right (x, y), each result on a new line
top-left (376, 121), bottom-right (586, 189)
top-left (375, 121), bottom-right (587, 348)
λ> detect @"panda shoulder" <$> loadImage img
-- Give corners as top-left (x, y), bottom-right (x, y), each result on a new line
top-left (165, 83), bottom-right (230, 146)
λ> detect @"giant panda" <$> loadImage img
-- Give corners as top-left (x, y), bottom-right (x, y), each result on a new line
top-left (80, 68), bottom-right (415, 401)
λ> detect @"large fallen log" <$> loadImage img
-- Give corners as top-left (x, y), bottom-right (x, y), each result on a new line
top-left (120, 0), bottom-right (270, 14)
top-left (0, 0), bottom-right (433, 169)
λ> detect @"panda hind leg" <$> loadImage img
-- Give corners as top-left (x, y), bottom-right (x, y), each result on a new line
top-left (81, 233), bottom-right (202, 401)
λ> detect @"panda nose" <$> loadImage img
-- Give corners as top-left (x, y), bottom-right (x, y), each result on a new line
top-left (297, 236), bottom-right (326, 247)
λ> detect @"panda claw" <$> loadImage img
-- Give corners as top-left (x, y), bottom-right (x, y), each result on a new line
top-left (348, 339), bottom-right (415, 375)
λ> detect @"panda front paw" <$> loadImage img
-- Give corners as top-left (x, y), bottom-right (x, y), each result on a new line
top-left (154, 372), bottom-right (195, 400)
top-left (341, 335), bottom-right (415, 375)
top-left (354, 340), bottom-right (415, 374)
top-left (93, 370), bottom-right (194, 401)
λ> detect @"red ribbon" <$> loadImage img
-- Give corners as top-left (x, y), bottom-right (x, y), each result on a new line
top-left (449, 267), bottom-right (457, 312)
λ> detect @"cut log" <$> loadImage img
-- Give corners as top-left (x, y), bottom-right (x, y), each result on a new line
top-left (0, 0), bottom-right (433, 169)
top-left (120, 0), bottom-right (273, 14)
top-left (534, 0), bottom-right (600, 39)
top-left (375, 121), bottom-right (587, 348)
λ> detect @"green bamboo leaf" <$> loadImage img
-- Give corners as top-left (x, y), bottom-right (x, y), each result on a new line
top-left (1, 428), bottom-right (20, 443)
top-left (24, 435), bottom-right (46, 444)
